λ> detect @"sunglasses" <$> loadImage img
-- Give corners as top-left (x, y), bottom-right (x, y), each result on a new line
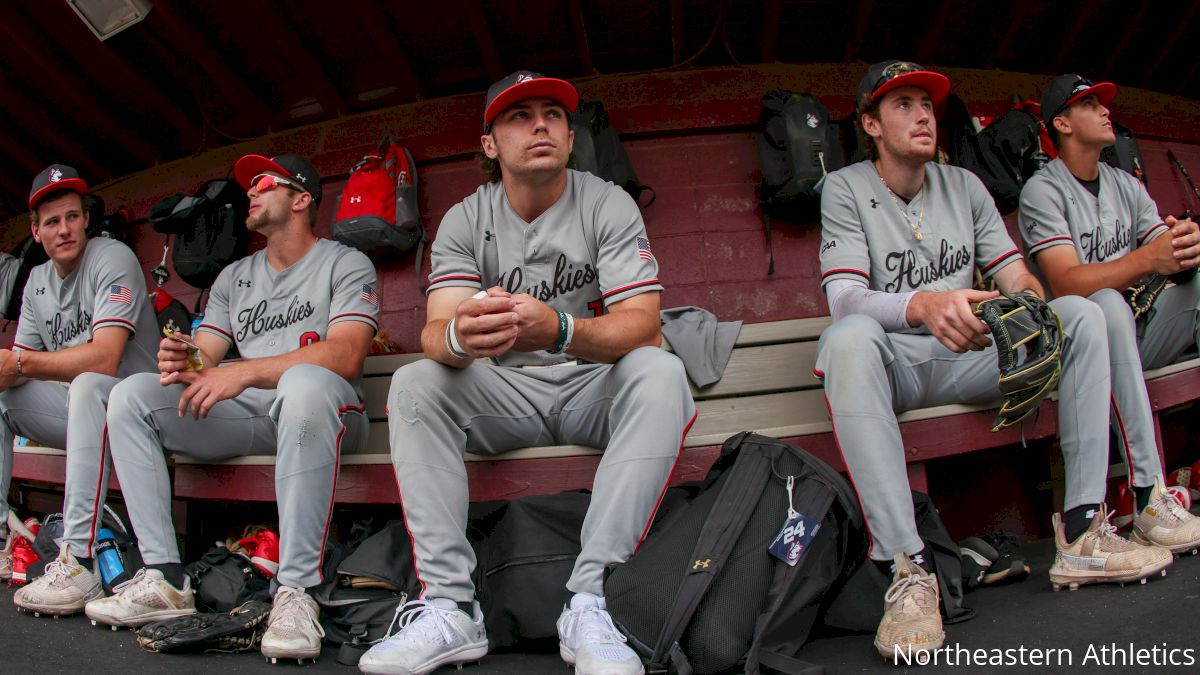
top-left (872, 61), bottom-right (923, 93)
top-left (251, 173), bottom-right (302, 194)
top-left (1050, 78), bottom-right (1098, 120)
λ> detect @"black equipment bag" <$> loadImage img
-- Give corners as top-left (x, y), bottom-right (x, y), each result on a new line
top-left (756, 91), bottom-right (844, 274)
top-left (149, 179), bottom-right (249, 290)
top-left (605, 432), bottom-right (865, 675)
top-left (314, 585), bottom-right (408, 666)
top-left (1, 235), bottom-right (49, 321)
top-left (955, 102), bottom-right (1049, 215)
top-left (571, 99), bottom-right (655, 207)
top-left (1101, 120), bottom-right (1148, 185)
top-left (821, 491), bottom-right (975, 634)
top-left (185, 546), bottom-right (271, 613)
top-left (468, 490), bottom-right (592, 649)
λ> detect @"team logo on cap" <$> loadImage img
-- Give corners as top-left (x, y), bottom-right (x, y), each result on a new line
top-left (516, 73), bottom-right (534, 83)
top-left (49, 167), bottom-right (63, 183)
top-left (881, 61), bottom-right (922, 81)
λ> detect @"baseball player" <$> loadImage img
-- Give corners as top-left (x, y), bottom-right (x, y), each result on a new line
top-left (2, 165), bottom-right (158, 608)
top-left (359, 71), bottom-right (694, 675)
top-left (817, 61), bottom-right (1174, 659)
top-left (84, 154), bottom-right (379, 665)
top-left (1019, 75), bottom-right (1200, 535)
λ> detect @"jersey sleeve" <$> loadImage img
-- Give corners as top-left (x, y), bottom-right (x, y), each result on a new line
top-left (12, 281), bottom-right (45, 352)
top-left (89, 243), bottom-right (150, 334)
top-left (196, 266), bottom-right (235, 345)
top-left (819, 171), bottom-right (872, 289)
top-left (593, 187), bottom-right (662, 306)
top-left (1130, 178), bottom-right (1168, 247)
top-left (328, 249), bottom-right (381, 331)
top-left (427, 202), bottom-right (483, 294)
top-left (969, 174), bottom-right (1021, 277)
top-left (1018, 177), bottom-right (1076, 258)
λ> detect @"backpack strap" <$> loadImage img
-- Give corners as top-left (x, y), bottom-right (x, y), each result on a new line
top-left (647, 440), bottom-right (773, 673)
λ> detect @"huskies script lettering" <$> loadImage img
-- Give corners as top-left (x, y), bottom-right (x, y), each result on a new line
top-left (1079, 220), bottom-right (1130, 263)
top-left (235, 297), bottom-right (316, 341)
top-left (46, 310), bottom-right (92, 350)
top-left (498, 253), bottom-right (598, 302)
top-left (883, 239), bottom-right (972, 292)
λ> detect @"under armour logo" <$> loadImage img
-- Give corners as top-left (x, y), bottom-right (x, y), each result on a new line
top-left (484, 230), bottom-right (494, 241)
top-left (349, 196), bottom-right (362, 203)
top-left (911, 554), bottom-right (925, 566)
top-left (238, 280), bottom-right (253, 288)
top-left (870, 198), bottom-right (879, 209)
top-left (293, 173), bottom-right (306, 183)
top-left (35, 287), bottom-right (45, 295)
top-left (692, 559), bottom-right (711, 570)
top-left (1085, 509), bottom-right (1098, 520)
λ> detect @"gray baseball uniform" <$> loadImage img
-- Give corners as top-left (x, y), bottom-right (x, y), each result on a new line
top-left (0, 237), bottom-right (157, 551)
top-left (106, 238), bottom-right (379, 589)
top-left (389, 169), bottom-right (695, 601)
top-left (1021, 158), bottom-right (1200, 368)
top-left (1019, 158), bottom-right (1180, 489)
top-left (817, 160), bottom-right (1116, 561)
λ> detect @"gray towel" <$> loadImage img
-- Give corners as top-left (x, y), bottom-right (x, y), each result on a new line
top-left (660, 306), bottom-right (742, 388)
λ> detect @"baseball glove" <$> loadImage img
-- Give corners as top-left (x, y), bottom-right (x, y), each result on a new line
top-left (973, 292), bottom-right (1070, 432)
top-left (1123, 274), bottom-right (1169, 323)
top-left (136, 600), bottom-right (272, 654)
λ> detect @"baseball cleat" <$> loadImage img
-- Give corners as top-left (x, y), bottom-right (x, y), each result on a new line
top-left (1049, 505), bottom-right (1172, 591)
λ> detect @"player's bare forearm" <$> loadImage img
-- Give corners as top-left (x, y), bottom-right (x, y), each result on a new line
top-left (421, 317), bottom-right (475, 368)
top-left (225, 322), bottom-right (375, 389)
top-left (1035, 246), bottom-right (1156, 298)
top-left (17, 326), bottom-right (129, 382)
top-left (565, 293), bottom-right (662, 363)
top-left (992, 263), bottom-right (1045, 299)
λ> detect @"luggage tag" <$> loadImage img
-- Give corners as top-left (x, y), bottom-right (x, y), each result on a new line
top-left (768, 475), bottom-right (820, 567)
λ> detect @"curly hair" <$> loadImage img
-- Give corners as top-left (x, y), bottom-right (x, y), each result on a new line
top-left (854, 96), bottom-right (884, 162)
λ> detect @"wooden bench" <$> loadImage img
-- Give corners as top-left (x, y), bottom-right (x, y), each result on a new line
top-left (12, 317), bottom-right (1200, 505)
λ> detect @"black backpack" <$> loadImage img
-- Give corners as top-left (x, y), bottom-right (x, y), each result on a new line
top-left (605, 432), bottom-right (865, 675)
top-left (756, 91), bottom-right (844, 274)
top-left (468, 490), bottom-right (593, 649)
top-left (149, 179), bottom-right (250, 290)
top-left (955, 102), bottom-right (1049, 214)
top-left (571, 99), bottom-right (654, 206)
top-left (1101, 120), bottom-right (1148, 185)
top-left (1, 235), bottom-right (49, 321)
top-left (185, 546), bottom-right (271, 613)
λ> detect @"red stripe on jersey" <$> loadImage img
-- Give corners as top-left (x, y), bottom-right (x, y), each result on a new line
top-left (980, 248), bottom-right (1020, 272)
top-left (602, 279), bottom-right (661, 299)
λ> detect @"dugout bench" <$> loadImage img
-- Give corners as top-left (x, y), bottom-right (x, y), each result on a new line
top-left (10, 317), bottom-right (1200, 505)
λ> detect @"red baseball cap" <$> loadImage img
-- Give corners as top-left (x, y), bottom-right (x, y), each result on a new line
top-left (29, 164), bottom-right (88, 209)
top-left (484, 70), bottom-right (579, 127)
top-left (857, 60), bottom-right (951, 108)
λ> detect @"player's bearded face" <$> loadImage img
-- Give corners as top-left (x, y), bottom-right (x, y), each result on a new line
top-left (872, 86), bottom-right (937, 164)
top-left (485, 98), bottom-right (574, 177)
top-left (32, 191), bottom-right (88, 272)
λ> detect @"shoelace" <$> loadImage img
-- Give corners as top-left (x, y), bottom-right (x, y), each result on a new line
top-left (111, 568), bottom-right (150, 596)
top-left (1151, 491), bottom-right (1187, 524)
top-left (271, 588), bottom-right (324, 636)
top-left (39, 558), bottom-right (73, 587)
top-left (884, 570), bottom-right (938, 610)
top-left (382, 600), bottom-right (470, 647)
top-left (560, 606), bottom-right (628, 646)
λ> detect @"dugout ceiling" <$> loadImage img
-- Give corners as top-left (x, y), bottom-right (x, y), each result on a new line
top-left (1, 0), bottom-right (1196, 221)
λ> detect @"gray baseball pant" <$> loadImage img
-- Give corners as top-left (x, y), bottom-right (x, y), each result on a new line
top-left (0, 380), bottom-right (70, 540)
top-left (388, 346), bottom-right (696, 602)
top-left (106, 364), bottom-right (368, 589)
top-left (816, 295), bottom-right (1120, 561)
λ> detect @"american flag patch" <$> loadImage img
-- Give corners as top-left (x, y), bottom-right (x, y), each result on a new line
top-left (636, 236), bottom-right (655, 263)
top-left (109, 284), bottom-right (132, 305)
top-left (360, 284), bottom-right (380, 307)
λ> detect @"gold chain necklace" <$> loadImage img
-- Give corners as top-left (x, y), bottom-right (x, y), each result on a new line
top-left (878, 174), bottom-right (925, 241)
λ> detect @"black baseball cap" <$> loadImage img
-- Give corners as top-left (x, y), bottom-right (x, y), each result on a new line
top-left (233, 153), bottom-right (323, 204)
top-left (856, 60), bottom-right (951, 109)
top-left (483, 70), bottom-right (579, 127)
top-left (29, 163), bottom-right (88, 209)
top-left (1040, 74), bottom-right (1117, 127)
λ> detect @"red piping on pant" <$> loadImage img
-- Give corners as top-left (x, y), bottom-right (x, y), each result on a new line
top-left (634, 409), bottom-right (698, 551)
top-left (824, 395), bottom-right (881, 559)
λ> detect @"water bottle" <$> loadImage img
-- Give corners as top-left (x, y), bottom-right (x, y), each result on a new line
top-left (95, 528), bottom-right (130, 590)
top-left (190, 311), bottom-right (204, 336)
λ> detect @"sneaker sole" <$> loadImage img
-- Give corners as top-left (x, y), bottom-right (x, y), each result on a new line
top-left (359, 641), bottom-right (488, 675)
top-left (1130, 527), bottom-right (1200, 555)
top-left (260, 643), bottom-right (321, 661)
top-left (84, 606), bottom-right (196, 628)
top-left (982, 561), bottom-right (1031, 585)
top-left (1049, 556), bottom-right (1172, 591)
top-left (559, 644), bottom-right (645, 675)
top-left (874, 634), bottom-right (946, 661)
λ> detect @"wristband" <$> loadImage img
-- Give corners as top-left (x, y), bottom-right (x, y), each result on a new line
top-left (14, 349), bottom-right (22, 376)
top-left (550, 311), bottom-right (570, 354)
top-left (562, 313), bottom-right (575, 354)
top-left (446, 319), bottom-right (469, 359)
